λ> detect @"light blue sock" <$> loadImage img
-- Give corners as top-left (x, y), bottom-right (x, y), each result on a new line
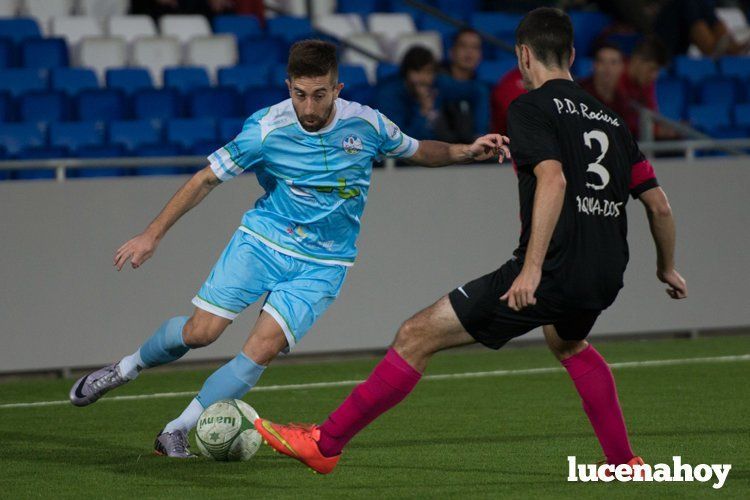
top-left (195, 352), bottom-right (266, 409)
top-left (138, 316), bottom-right (190, 368)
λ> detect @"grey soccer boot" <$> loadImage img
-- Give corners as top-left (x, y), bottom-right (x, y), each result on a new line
top-left (154, 430), bottom-right (197, 458)
top-left (69, 362), bottom-right (131, 407)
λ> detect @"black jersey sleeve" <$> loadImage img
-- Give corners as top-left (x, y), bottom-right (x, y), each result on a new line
top-left (624, 127), bottom-right (659, 198)
top-left (507, 99), bottom-right (562, 173)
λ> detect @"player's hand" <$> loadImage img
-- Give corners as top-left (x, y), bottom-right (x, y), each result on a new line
top-left (468, 134), bottom-right (511, 163)
top-left (500, 267), bottom-right (541, 311)
top-left (657, 268), bottom-right (687, 299)
top-left (113, 231), bottom-right (160, 271)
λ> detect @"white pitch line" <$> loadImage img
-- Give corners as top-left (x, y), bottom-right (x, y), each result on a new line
top-left (1, 353), bottom-right (748, 410)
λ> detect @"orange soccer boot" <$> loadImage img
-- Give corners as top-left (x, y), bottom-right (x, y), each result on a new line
top-left (254, 418), bottom-right (341, 474)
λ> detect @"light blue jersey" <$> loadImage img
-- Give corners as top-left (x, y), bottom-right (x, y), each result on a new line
top-left (208, 98), bottom-right (419, 267)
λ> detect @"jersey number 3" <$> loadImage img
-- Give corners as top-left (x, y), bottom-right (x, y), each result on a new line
top-left (583, 130), bottom-right (610, 191)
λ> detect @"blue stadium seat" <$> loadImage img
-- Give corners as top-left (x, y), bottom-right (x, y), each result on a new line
top-left (0, 37), bottom-right (14, 67)
top-left (51, 68), bottom-right (98, 96)
top-left (270, 64), bottom-right (289, 86)
top-left (133, 88), bottom-right (182, 120)
top-left (477, 59), bottom-right (517, 86)
top-left (188, 87), bottom-right (241, 119)
top-left (418, 16), bottom-right (459, 40)
top-left (189, 139), bottom-right (224, 156)
top-left (568, 11), bottom-right (612, 57)
top-left (21, 145), bottom-right (68, 159)
top-left (656, 78), bottom-right (688, 121)
top-left (470, 12), bottom-right (523, 35)
top-left (0, 18), bottom-right (41, 44)
top-left (337, 0), bottom-right (381, 14)
top-left (339, 65), bottom-right (369, 87)
top-left (341, 84), bottom-right (375, 106)
top-left (674, 56), bottom-right (717, 84)
top-left (109, 120), bottom-right (161, 152)
top-left (164, 66), bottom-right (211, 94)
top-left (572, 57), bottom-right (594, 79)
top-left (133, 141), bottom-right (185, 176)
top-left (0, 123), bottom-right (45, 157)
top-left (75, 89), bottom-right (126, 122)
top-left (18, 90), bottom-right (70, 124)
top-left (220, 117), bottom-right (245, 142)
top-left (106, 68), bottom-right (153, 95)
top-left (243, 87), bottom-right (288, 114)
top-left (218, 65), bottom-right (272, 92)
top-left (718, 56), bottom-right (750, 80)
top-left (20, 38), bottom-right (68, 68)
top-left (435, 0), bottom-right (478, 21)
top-left (213, 15), bottom-right (262, 40)
top-left (385, 0), bottom-right (425, 21)
top-left (166, 118), bottom-right (216, 150)
top-left (239, 36), bottom-right (286, 65)
top-left (50, 121), bottom-right (105, 153)
top-left (267, 16), bottom-right (313, 44)
top-left (688, 104), bottom-right (731, 133)
top-left (699, 77), bottom-right (740, 106)
top-left (0, 92), bottom-right (11, 122)
top-left (734, 103), bottom-right (750, 129)
top-left (68, 143), bottom-right (129, 177)
top-left (0, 68), bottom-right (47, 98)
top-left (376, 63), bottom-right (399, 82)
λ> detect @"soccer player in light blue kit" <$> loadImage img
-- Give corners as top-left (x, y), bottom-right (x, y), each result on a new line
top-left (69, 40), bottom-right (510, 457)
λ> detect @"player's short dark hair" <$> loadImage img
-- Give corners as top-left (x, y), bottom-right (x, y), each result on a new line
top-left (287, 39), bottom-right (339, 82)
top-left (592, 41), bottom-right (623, 59)
top-left (515, 7), bottom-right (573, 69)
top-left (451, 27), bottom-right (481, 46)
top-left (631, 36), bottom-right (669, 67)
top-left (399, 46), bottom-right (437, 76)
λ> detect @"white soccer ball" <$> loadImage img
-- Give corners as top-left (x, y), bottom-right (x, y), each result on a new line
top-left (195, 399), bottom-right (262, 461)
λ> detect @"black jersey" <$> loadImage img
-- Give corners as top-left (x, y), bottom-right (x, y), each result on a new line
top-left (507, 79), bottom-right (658, 310)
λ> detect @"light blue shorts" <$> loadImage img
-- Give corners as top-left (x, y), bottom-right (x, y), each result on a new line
top-left (192, 230), bottom-right (348, 351)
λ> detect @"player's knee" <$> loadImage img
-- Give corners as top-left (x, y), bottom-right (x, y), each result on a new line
top-left (182, 317), bottom-right (224, 348)
top-left (393, 317), bottom-right (431, 357)
top-left (549, 339), bottom-right (588, 361)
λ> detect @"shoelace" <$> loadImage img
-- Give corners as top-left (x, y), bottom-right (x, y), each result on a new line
top-left (168, 431), bottom-right (189, 455)
top-left (91, 367), bottom-right (122, 392)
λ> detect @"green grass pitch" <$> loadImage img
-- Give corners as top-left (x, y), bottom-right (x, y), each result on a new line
top-left (1, 335), bottom-right (748, 499)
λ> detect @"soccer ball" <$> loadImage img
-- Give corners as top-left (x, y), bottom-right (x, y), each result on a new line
top-left (195, 399), bottom-right (262, 461)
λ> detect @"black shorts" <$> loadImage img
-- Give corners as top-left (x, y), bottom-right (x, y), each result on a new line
top-left (448, 259), bottom-right (601, 350)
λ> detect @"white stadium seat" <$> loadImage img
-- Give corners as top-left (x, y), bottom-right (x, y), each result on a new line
top-left (78, 36), bottom-right (127, 84)
top-left (107, 15), bottom-right (157, 44)
top-left (51, 16), bottom-right (103, 47)
top-left (187, 35), bottom-right (238, 84)
top-left (265, 0), bottom-right (335, 17)
top-left (392, 32), bottom-right (443, 64)
top-left (159, 14), bottom-right (211, 44)
top-left (22, 0), bottom-right (74, 17)
top-left (78, 0), bottom-right (128, 18)
top-left (132, 36), bottom-right (182, 87)
top-left (343, 33), bottom-right (386, 84)
top-left (0, 0), bottom-right (18, 16)
top-left (314, 14), bottom-right (365, 39)
top-left (367, 13), bottom-right (416, 43)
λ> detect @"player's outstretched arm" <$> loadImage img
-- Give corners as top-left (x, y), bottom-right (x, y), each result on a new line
top-left (114, 166), bottom-right (222, 271)
top-left (408, 134), bottom-right (511, 168)
top-left (638, 187), bottom-right (687, 299)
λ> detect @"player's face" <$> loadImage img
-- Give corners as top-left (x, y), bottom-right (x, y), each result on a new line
top-left (451, 32), bottom-right (482, 72)
top-left (287, 74), bottom-right (343, 132)
top-left (593, 48), bottom-right (624, 89)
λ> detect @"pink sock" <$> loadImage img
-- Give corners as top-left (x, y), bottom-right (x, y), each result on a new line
top-left (318, 348), bottom-right (421, 457)
top-left (562, 345), bottom-right (635, 465)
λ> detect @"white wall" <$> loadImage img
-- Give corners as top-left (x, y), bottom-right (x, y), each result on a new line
top-left (1, 158), bottom-right (748, 372)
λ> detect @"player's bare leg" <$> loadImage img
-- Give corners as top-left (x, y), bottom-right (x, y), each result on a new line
top-left (255, 295), bottom-right (475, 473)
top-left (544, 325), bottom-right (642, 472)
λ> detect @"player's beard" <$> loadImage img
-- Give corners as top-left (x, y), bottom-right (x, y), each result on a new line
top-left (298, 101), bottom-right (335, 132)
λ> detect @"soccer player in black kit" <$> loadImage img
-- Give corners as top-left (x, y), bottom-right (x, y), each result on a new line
top-left (256, 8), bottom-right (688, 475)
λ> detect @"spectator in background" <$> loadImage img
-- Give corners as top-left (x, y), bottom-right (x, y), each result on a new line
top-left (446, 28), bottom-right (482, 81)
top-left (377, 47), bottom-right (488, 142)
top-left (580, 42), bottom-right (628, 117)
top-left (490, 67), bottom-right (526, 134)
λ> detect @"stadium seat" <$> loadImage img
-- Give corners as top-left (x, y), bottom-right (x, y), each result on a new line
top-left (0, 37), bottom-right (15, 68)
top-left (674, 56), bottom-right (717, 84)
top-left (688, 104), bottom-right (731, 133)
top-left (418, 16), bottom-right (459, 40)
top-left (132, 88), bottom-right (182, 120)
top-left (568, 11), bottom-right (611, 57)
top-left (376, 63), bottom-right (399, 82)
top-left (367, 13), bottom-right (415, 44)
top-left (0, 68), bottom-right (46, 97)
top-left (213, 15), bottom-right (262, 41)
top-left (340, 84), bottom-right (375, 106)
top-left (21, 0), bottom-right (75, 21)
top-left (187, 87), bottom-right (241, 119)
top-left (0, 92), bottom-right (11, 122)
top-left (385, 0), bottom-right (424, 21)
top-left (343, 33), bottom-right (387, 84)
top-left (392, 32), bottom-right (443, 64)
top-left (477, 58), bottom-right (517, 86)
top-left (159, 14), bottom-right (211, 44)
top-left (243, 87), bottom-right (288, 114)
top-left (699, 77), bottom-right (740, 106)
top-left (656, 78), bottom-right (688, 121)
top-left (733, 103), bottom-right (750, 129)
top-left (435, 0), bottom-right (478, 21)
top-left (166, 118), bottom-right (216, 150)
top-left (78, 36), bottom-right (127, 84)
top-left (75, 89), bottom-right (126, 122)
top-left (572, 57), bottom-right (594, 79)
top-left (469, 12), bottom-right (522, 35)
top-left (268, 16), bottom-right (314, 44)
top-left (0, 0), bottom-right (19, 16)
top-left (238, 36), bottom-right (286, 65)
top-left (186, 35), bottom-right (238, 84)
top-left (314, 14), bottom-right (366, 39)
top-left (51, 67), bottom-right (99, 96)
top-left (132, 36), bottom-right (181, 87)
top-left (18, 90), bottom-right (70, 124)
top-left (68, 143), bottom-right (129, 177)
top-left (78, 0), bottom-right (128, 17)
top-left (0, 122), bottom-right (44, 156)
top-left (164, 66), bottom-right (211, 94)
top-left (20, 37), bottom-right (68, 68)
top-left (218, 65), bottom-right (272, 92)
top-left (20, 145), bottom-right (68, 158)
top-left (50, 16), bottom-right (103, 47)
top-left (133, 142), bottom-right (184, 176)
top-left (106, 67), bottom-right (153, 95)
top-left (50, 121), bottom-right (105, 152)
top-left (270, 64), bottom-right (289, 86)
top-left (189, 138), bottom-right (224, 155)
top-left (718, 56), bottom-right (750, 80)
top-left (108, 119), bottom-right (160, 152)
top-left (106, 15), bottom-right (157, 44)
top-left (219, 117), bottom-right (244, 142)
top-left (339, 65), bottom-right (369, 87)
top-left (0, 17), bottom-right (41, 44)
top-left (337, 0), bottom-right (378, 14)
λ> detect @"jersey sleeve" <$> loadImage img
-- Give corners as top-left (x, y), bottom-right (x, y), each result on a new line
top-left (625, 129), bottom-right (659, 198)
top-left (375, 111), bottom-right (419, 159)
top-left (507, 99), bottom-right (562, 172)
top-left (208, 111), bottom-right (264, 182)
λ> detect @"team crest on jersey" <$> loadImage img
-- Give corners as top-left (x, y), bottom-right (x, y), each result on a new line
top-left (342, 134), bottom-right (363, 154)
